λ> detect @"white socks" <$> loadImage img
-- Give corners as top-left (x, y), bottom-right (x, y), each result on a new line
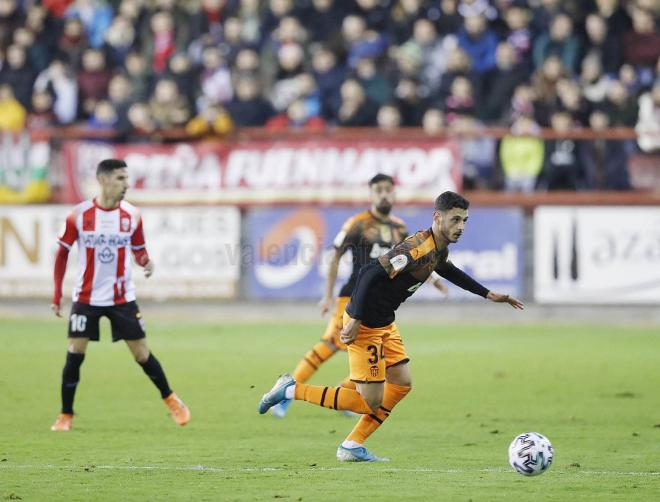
top-left (284, 384), bottom-right (296, 400)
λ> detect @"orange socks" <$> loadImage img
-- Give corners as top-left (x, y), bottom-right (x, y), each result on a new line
top-left (346, 383), bottom-right (411, 444)
top-left (292, 342), bottom-right (335, 383)
top-left (294, 383), bottom-right (373, 414)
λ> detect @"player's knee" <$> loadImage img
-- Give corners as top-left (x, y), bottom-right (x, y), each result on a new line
top-left (364, 394), bottom-right (383, 412)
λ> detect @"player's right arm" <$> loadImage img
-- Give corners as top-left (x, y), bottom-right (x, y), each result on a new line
top-left (320, 215), bottom-right (361, 316)
top-left (52, 212), bottom-right (79, 317)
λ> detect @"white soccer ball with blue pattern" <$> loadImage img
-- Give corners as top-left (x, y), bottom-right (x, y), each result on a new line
top-left (508, 432), bottom-right (554, 476)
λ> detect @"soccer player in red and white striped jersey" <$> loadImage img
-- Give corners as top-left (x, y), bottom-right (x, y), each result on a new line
top-left (50, 159), bottom-right (190, 431)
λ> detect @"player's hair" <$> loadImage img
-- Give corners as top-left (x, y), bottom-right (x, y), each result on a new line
top-left (96, 159), bottom-right (127, 176)
top-left (434, 191), bottom-right (470, 211)
top-left (368, 173), bottom-right (395, 186)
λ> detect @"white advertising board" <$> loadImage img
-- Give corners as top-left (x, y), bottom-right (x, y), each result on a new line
top-left (534, 206), bottom-right (660, 304)
top-left (0, 206), bottom-right (240, 300)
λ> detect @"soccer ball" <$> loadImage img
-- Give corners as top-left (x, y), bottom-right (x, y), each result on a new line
top-left (508, 432), bottom-right (554, 476)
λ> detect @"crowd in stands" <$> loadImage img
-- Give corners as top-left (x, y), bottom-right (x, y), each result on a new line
top-left (0, 0), bottom-right (658, 191)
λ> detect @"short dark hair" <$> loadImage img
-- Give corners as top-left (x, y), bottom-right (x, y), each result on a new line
top-left (97, 159), bottom-right (127, 175)
top-left (434, 191), bottom-right (469, 211)
top-left (369, 173), bottom-right (394, 186)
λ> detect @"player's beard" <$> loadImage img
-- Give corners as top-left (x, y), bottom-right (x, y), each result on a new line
top-left (377, 202), bottom-right (392, 216)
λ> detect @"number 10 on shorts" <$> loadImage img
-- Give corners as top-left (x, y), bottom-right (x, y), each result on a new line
top-left (70, 314), bottom-right (87, 333)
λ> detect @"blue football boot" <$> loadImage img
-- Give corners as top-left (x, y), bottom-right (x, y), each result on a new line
top-left (336, 444), bottom-right (389, 462)
top-left (258, 373), bottom-right (295, 414)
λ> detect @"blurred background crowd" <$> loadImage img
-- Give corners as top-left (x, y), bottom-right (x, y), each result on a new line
top-left (0, 0), bottom-right (658, 190)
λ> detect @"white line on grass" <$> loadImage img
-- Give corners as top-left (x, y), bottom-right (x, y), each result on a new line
top-left (0, 464), bottom-right (659, 477)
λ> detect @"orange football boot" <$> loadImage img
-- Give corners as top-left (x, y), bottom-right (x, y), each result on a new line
top-left (50, 413), bottom-right (73, 431)
top-left (163, 393), bottom-right (190, 426)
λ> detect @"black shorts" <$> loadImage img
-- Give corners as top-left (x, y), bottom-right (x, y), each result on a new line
top-left (68, 301), bottom-right (146, 342)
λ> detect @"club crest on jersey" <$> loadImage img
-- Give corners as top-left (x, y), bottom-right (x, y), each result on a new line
top-left (370, 365), bottom-right (379, 377)
top-left (389, 254), bottom-right (408, 272)
top-left (120, 217), bottom-right (131, 232)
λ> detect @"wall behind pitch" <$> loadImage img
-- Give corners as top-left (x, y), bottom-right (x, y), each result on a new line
top-left (244, 206), bottom-right (524, 300)
top-left (534, 206), bottom-right (660, 304)
top-left (0, 206), bottom-right (241, 300)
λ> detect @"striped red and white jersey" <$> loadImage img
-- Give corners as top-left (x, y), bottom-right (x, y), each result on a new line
top-left (57, 199), bottom-right (148, 306)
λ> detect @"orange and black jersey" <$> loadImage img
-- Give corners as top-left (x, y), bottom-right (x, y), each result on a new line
top-left (333, 210), bottom-right (408, 298)
top-left (346, 228), bottom-right (490, 328)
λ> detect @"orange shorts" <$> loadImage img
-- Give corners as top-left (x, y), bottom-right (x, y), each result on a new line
top-left (342, 312), bottom-right (410, 383)
top-left (321, 296), bottom-right (350, 351)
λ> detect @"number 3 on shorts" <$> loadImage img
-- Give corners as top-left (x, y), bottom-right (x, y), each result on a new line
top-left (70, 313), bottom-right (87, 333)
top-left (367, 343), bottom-right (384, 364)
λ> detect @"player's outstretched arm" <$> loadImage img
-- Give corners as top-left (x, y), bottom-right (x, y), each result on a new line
top-left (486, 291), bottom-right (524, 309)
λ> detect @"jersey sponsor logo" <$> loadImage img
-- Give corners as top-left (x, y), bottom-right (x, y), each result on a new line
top-left (333, 230), bottom-right (347, 248)
top-left (389, 254), bottom-right (408, 272)
top-left (81, 233), bottom-right (131, 248)
top-left (98, 247), bottom-right (116, 263)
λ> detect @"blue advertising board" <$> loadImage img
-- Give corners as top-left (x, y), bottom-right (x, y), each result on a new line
top-left (244, 206), bottom-right (523, 300)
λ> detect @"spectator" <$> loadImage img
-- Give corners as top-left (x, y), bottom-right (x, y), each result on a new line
top-left (143, 11), bottom-right (180, 75)
top-left (579, 54), bottom-right (611, 106)
top-left (34, 59), bottom-right (78, 124)
top-left (355, 0), bottom-right (390, 32)
top-left (603, 80), bottom-right (638, 127)
top-left (77, 48), bottom-right (112, 117)
top-left (167, 53), bottom-right (197, 106)
top-left (433, 0), bottom-right (462, 36)
top-left (198, 45), bottom-right (233, 108)
top-left (435, 46), bottom-right (471, 100)
top-left (444, 75), bottom-right (475, 122)
top-left (0, 83), bottom-right (26, 132)
top-left (532, 13), bottom-right (579, 73)
top-left (269, 42), bottom-right (306, 112)
top-left (57, 17), bottom-right (88, 70)
top-left (87, 99), bottom-right (118, 129)
top-left (579, 109), bottom-right (630, 190)
top-left (451, 113), bottom-right (495, 188)
top-left (530, 0), bottom-right (561, 36)
top-left (26, 89), bottom-right (57, 129)
top-left (394, 77), bottom-right (425, 126)
top-left (456, 14), bottom-right (498, 74)
top-left (457, 0), bottom-right (496, 21)
top-left (235, 0), bottom-right (262, 46)
top-left (355, 57), bottom-right (392, 106)
top-left (594, 0), bottom-right (631, 36)
top-left (148, 78), bottom-right (191, 129)
top-left (103, 14), bottom-right (137, 67)
top-left (342, 15), bottom-right (388, 69)
top-left (190, 0), bottom-right (227, 42)
top-left (422, 107), bottom-right (446, 135)
top-left (388, 0), bottom-right (425, 45)
top-left (536, 109), bottom-right (585, 191)
top-left (65, 0), bottom-right (113, 49)
top-left (0, 0), bottom-right (24, 48)
top-left (477, 42), bottom-right (526, 123)
top-left (532, 55), bottom-right (568, 126)
top-left (556, 78), bottom-right (588, 126)
top-left (635, 82), bottom-right (660, 153)
top-left (300, 0), bottom-right (343, 44)
top-left (502, 2), bottom-right (533, 70)
top-left (43, 0), bottom-right (75, 18)
top-left (265, 97), bottom-right (325, 130)
top-left (219, 16), bottom-right (249, 63)
top-left (337, 78), bottom-right (378, 126)
top-left (107, 73), bottom-right (133, 129)
top-left (226, 77), bottom-right (274, 126)
top-left (376, 103), bottom-right (402, 131)
top-left (622, 6), bottom-right (660, 71)
top-left (311, 45), bottom-right (345, 121)
top-left (13, 27), bottom-right (49, 74)
top-left (0, 44), bottom-right (35, 109)
top-left (260, 0), bottom-right (296, 41)
top-left (583, 13), bottom-right (620, 75)
top-left (126, 101), bottom-right (156, 140)
top-left (498, 115), bottom-right (544, 192)
top-left (186, 103), bottom-right (234, 136)
top-left (503, 83), bottom-right (536, 124)
top-left (124, 51), bottom-right (150, 101)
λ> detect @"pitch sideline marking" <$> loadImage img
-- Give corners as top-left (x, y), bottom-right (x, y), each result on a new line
top-left (0, 464), bottom-right (659, 477)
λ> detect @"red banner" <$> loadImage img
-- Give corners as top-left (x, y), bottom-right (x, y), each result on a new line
top-left (61, 139), bottom-right (462, 205)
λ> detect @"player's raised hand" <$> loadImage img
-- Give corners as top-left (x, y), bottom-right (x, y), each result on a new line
top-left (318, 295), bottom-right (333, 317)
top-left (487, 291), bottom-right (524, 310)
top-left (51, 303), bottom-right (62, 317)
top-left (144, 260), bottom-right (155, 278)
top-left (340, 318), bottom-right (361, 345)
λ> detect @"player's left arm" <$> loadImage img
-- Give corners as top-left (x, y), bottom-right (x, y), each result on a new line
top-left (131, 214), bottom-right (154, 278)
top-left (435, 260), bottom-right (524, 309)
top-left (427, 271), bottom-right (448, 296)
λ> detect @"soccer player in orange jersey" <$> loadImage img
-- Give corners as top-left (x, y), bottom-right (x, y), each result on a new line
top-left (270, 174), bottom-right (448, 418)
top-left (49, 159), bottom-right (190, 431)
top-left (259, 191), bottom-right (523, 461)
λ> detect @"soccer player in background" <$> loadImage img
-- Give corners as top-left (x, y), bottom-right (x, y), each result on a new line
top-left (49, 159), bottom-right (190, 431)
top-left (259, 191), bottom-right (523, 461)
top-left (270, 173), bottom-right (448, 418)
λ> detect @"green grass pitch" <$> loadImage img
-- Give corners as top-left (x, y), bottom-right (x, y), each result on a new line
top-left (0, 316), bottom-right (659, 500)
